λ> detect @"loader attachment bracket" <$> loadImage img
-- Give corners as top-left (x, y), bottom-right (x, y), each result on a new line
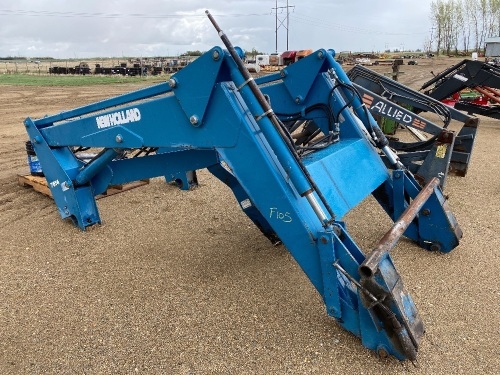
top-left (316, 223), bottom-right (422, 361)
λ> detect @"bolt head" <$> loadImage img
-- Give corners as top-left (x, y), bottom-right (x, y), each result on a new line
top-left (115, 134), bottom-right (123, 143)
top-left (332, 225), bottom-right (342, 236)
top-left (430, 243), bottom-right (441, 252)
top-left (168, 78), bottom-right (177, 88)
top-left (189, 115), bottom-right (199, 125)
top-left (317, 51), bottom-right (324, 59)
top-left (212, 50), bottom-right (220, 61)
top-left (328, 307), bottom-right (339, 316)
top-left (377, 347), bottom-right (389, 358)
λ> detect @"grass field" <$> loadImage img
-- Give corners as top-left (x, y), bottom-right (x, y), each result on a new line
top-left (0, 73), bottom-right (167, 86)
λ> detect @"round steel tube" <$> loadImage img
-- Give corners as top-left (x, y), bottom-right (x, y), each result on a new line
top-left (359, 177), bottom-right (440, 278)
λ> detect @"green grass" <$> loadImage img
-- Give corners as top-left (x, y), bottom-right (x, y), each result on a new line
top-left (0, 74), bottom-right (166, 86)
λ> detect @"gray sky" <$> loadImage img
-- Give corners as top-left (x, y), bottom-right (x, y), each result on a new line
top-left (0, 0), bottom-right (434, 58)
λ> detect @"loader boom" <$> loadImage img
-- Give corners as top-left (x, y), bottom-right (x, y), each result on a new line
top-left (421, 59), bottom-right (500, 120)
top-left (23, 21), bottom-right (463, 360)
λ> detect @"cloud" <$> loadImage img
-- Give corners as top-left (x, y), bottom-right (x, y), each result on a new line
top-left (0, 0), bottom-right (434, 58)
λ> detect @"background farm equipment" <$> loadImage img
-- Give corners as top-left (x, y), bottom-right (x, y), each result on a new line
top-left (281, 50), bottom-right (297, 65)
top-left (95, 62), bottom-right (165, 76)
top-left (47, 58), bottom-right (192, 76)
top-left (22, 13), bottom-right (464, 361)
top-left (94, 62), bottom-right (147, 76)
top-left (421, 59), bottom-right (500, 120)
top-left (347, 65), bottom-right (478, 185)
top-left (49, 62), bottom-right (91, 75)
top-left (163, 58), bottom-right (190, 73)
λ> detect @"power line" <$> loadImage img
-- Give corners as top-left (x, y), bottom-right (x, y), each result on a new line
top-left (0, 9), bottom-right (271, 19)
top-left (290, 14), bottom-right (427, 36)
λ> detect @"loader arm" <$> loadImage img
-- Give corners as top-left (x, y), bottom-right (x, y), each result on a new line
top-left (23, 40), bottom-right (462, 361)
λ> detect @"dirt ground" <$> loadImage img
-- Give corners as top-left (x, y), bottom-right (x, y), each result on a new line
top-left (0, 58), bottom-right (499, 374)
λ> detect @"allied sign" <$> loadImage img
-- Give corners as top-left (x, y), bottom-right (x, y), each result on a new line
top-left (362, 93), bottom-right (427, 130)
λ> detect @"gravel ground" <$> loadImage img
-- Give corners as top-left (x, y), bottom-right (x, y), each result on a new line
top-left (0, 59), bottom-right (499, 374)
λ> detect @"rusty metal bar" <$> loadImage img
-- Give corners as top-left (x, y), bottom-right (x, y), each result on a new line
top-left (475, 86), bottom-right (500, 105)
top-left (359, 177), bottom-right (440, 278)
top-left (479, 85), bottom-right (500, 97)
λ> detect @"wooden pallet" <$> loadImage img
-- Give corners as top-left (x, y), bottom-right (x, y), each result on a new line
top-left (18, 174), bottom-right (149, 200)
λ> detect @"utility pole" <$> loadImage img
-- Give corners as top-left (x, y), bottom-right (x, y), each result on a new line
top-left (275, 0), bottom-right (278, 53)
top-left (286, 0), bottom-right (290, 51)
top-left (430, 27), bottom-right (436, 54)
top-left (272, 1), bottom-right (295, 52)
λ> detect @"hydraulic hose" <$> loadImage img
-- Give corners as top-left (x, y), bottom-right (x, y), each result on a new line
top-left (205, 10), bottom-right (336, 225)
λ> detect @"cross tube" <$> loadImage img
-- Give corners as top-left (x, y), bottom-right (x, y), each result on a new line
top-left (359, 177), bottom-right (440, 278)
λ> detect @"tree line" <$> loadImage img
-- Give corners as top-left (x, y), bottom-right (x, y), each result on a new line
top-left (427, 0), bottom-right (500, 55)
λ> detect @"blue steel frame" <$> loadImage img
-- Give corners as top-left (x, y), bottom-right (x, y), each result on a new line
top-left (23, 47), bottom-right (462, 360)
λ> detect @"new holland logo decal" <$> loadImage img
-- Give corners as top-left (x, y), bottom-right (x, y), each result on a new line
top-left (96, 108), bottom-right (141, 129)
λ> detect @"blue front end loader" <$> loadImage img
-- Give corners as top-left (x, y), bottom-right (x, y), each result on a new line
top-left (22, 13), bottom-right (463, 361)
